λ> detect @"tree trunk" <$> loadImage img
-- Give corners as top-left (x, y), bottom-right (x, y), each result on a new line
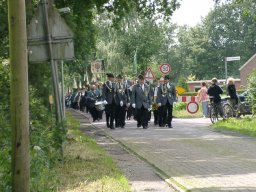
top-left (8, 0), bottom-right (30, 191)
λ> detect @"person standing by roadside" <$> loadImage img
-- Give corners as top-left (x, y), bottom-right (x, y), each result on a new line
top-left (197, 82), bottom-right (209, 118)
top-left (156, 75), bottom-right (176, 128)
top-left (131, 75), bottom-right (152, 129)
top-left (227, 77), bottom-right (238, 109)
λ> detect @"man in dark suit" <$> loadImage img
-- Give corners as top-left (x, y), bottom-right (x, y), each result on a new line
top-left (156, 75), bottom-right (176, 128)
top-left (131, 75), bottom-right (152, 129)
top-left (115, 74), bottom-right (128, 128)
top-left (102, 73), bottom-right (116, 129)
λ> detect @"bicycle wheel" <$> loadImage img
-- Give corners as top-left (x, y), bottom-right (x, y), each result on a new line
top-left (209, 106), bottom-right (218, 124)
top-left (223, 103), bottom-right (234, 119)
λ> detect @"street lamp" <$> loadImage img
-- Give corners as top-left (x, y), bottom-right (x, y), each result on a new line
top-left (225, 56), bottom-right (240, 82)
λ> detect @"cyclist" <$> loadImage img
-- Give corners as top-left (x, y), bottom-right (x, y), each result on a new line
top-left (207, 78), bottom-right (225, 118)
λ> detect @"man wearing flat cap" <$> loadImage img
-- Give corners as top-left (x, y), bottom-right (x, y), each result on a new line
top-left (156, 75), bottom-right (176, 128)
top-left (131, 74), bottom-right (152, 129)
top-left (102, 73), bottom-right (116, 129)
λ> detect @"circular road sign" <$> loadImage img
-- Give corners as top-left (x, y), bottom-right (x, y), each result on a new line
top-left (160, 63), bottom-right (171, 74)
top-left (186, 102), bottom-right (199, 114)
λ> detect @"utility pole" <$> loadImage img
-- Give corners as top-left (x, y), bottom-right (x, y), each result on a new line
top-left (8, 0), bottom-right (30, 191)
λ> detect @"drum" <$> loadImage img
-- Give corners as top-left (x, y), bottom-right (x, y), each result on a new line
top-left (95, 101), bottom-right (105, 111)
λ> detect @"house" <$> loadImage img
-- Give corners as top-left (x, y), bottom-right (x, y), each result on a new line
top-left (239, 53), bottom-right (256, 87)
top-left (187, 79), bottom-right (241, 92)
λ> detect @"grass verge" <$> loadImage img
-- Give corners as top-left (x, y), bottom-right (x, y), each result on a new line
top-left (55, 113), bottom-right (131, 192)
top-left (212, 117), bottom-right (256, 136)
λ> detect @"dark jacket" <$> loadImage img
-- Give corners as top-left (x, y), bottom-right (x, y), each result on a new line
top-left (227, 84), bottom-right (238, 99)
top-left (207, 84), bottom-right (223, 103)
top-left (131, 83), bottom-right (151, 109)
top-left (102, 81), bottom-right (116, 104)
top-left (156, 83), bottom-right (176, 105)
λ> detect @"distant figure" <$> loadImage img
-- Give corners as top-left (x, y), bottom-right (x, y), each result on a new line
top-left (227, 77), bottom-right (238, 109)
top-left (197, 82), bottom-right (209, 118)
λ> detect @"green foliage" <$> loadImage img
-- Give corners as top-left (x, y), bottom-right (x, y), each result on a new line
top-left (177, 76), bottom-right (189, 91)
top-left (174, 102), bottom-right (186, 111)
top-left (180, 92), bottom-right (198, 96)
top-left (247, 69), bottom-right (256, 113)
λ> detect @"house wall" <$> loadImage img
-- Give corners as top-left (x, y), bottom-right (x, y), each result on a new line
top-left (240, 56), bottom-right (256, 87)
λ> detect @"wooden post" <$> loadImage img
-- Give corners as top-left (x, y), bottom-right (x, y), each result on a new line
top-left (8, 0), bottom-right (30, 191)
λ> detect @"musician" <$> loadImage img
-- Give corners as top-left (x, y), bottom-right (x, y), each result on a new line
top-left (115, 75), bottom-right (128, 128)
top-left (87, 84), bottom-right (101, 122)
top-left (156, 75), bottom-right (176, 128)
top-left (102, 73), bottom-right (116, 129)
top-left (131, 75), bottom-right (152, 129)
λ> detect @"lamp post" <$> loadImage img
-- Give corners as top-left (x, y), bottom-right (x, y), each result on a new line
top-left (225, 56), bottom-right (240, 82)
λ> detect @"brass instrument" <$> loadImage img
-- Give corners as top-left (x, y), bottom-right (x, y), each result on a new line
top-left (152, 102), bottom-right (159, 111)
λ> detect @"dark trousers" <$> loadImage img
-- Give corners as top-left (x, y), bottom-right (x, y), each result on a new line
top-left (158, 102), bottom-right (173, 126)
top-left (89, 106), bottom-right (99, 121)
top-left (136, 105), bottom-right (148, 127)
top-left (126, 106), bottom-right (133, 119)
top-left (153, 109), bottom-right (159, 125)
top-left (105, 103), bottom-right (116, 127)
top-left (115, 106), bottom-right (126, 127)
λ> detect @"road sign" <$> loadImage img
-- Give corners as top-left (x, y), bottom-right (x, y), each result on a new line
top-left (176, 86), bottom-right (186, 95)
top-left (144, 67), bottom-right (155, 79)
top-left (160, 63), bottom-right (171, 74)
top-left (226, 56), bottom-right (240, 61)
top-left (186, 102), bottom-right (199, 114)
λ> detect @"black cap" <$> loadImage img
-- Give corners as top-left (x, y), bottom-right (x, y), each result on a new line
top-left (164, 75), bottom-right (170, 80)
top-left (117, 74), bottom-right (122, 79)
top-left (106, 73), bottom-right (114, 78)
top-left (138, 74), bottom-right (144, 80)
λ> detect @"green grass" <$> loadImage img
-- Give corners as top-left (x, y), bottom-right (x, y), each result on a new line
top-left (212, 117), bottom-right (256, 136)
top-left (55, 113), bottom-right (131, 192)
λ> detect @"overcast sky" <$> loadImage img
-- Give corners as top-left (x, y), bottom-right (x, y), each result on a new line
top-left (171, 0), bottom-right (215, 26)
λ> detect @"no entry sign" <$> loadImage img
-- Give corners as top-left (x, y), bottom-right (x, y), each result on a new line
top-left (160, 63), bottom-right (171, 74)
top-left (186, 102), bottom-right (199, 114)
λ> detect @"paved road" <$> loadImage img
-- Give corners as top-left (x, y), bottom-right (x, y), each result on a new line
top-left (88, 113), bottom-right (256, 192)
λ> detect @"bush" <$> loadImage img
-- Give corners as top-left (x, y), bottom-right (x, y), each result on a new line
top-left (247, 69), bottom-right (256, 113)
top-left (179, 92), bottom-right (198, 96)
top-left (174, 102), bottom-right (186, 110)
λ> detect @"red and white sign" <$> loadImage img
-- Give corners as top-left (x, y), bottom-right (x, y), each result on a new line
top-left (177, 96), bottom-right (198, 103)
top-left (160, 63), bottom-right (171, 74)
top-left (144, 67), bottom-right (155, 79)
top-left (186, 102), bottom-right (199, 114)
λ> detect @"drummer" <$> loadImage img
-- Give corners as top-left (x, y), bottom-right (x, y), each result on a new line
top-left (87, 84), bottom-right (101, 122)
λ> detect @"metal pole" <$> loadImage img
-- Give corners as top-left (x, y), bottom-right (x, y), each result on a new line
top-left (42, 0), bottom-right (62, 122)
top-left (225, 57), bottom-right (227, 83)
top-left (61, 60), bottom-right (65, 118)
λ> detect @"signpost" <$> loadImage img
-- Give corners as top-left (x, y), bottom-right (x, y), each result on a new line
top-left (225, 56), bottom-right (240, 82)
top-left (160, 63), bottom-right (171, 74)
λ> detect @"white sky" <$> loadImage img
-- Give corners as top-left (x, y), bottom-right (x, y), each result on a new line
top-left (171, 0), bottom-right (215, 27)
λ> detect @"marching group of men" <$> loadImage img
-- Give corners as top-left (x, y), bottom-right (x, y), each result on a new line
top-left (66, 73), bottom-right (177, 129)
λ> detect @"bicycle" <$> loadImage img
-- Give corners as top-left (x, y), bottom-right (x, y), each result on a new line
top-left (208, 96), bottom-right (233, 124)
top-left (226, 96), bottom-right (253, 118)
